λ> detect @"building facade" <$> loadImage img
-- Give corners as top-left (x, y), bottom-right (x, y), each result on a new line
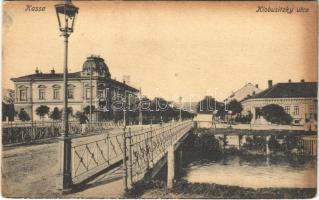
top-left (11, 55), bottom-right (138, 121)
top-left (241, 80), bottom-right (317, 127)
top-left (225, 83), bottom-right (262, 102)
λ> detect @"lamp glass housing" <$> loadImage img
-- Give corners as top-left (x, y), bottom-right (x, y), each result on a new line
top-left (55, 1), bottom-right (79, 33)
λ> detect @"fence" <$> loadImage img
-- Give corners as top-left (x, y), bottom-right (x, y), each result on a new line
top-left (2, 121), bottom-right (119, 145)
top-left (125, 120), bottom-right (193, 187)
top-left (298, 136), bottom-right (317, 156)
top-left (70, 120), bottom-right (193, 185)
top-left (72, 129), bottom-right (124, 183)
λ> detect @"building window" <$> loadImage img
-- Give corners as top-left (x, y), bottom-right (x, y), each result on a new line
top-left (39, 89), bottom-right (46, 100)
top-left (85, 88), bottom-right (91, 99)
top-left (284, 106), bottom-right (290, 114)
top-left (52, 85), bottom-right (61, 100)
top-left (293, 106), bottom-right (299, 115)
top-left (20, 89), bottom-right (27, 101)
top-left (53, 89), bottom-right (60, 100)
top-left (68, 88), bottom-right (74, 99)
top-left (97, 90), bottom-right (104, 98)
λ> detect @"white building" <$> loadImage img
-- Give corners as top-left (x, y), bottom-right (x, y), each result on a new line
top-left (225, 83), bottom-right (262, 102)
top-left (11, 55), bottom-right (138, 121)
top-left (241, 80), bottom-right (317, 127)
top-left (194, 113), bottom-right (213, 128)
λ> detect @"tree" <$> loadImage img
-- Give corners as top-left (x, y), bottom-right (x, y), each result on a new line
top-left (2, 89), bottom-right (16, 122)
top-left (75, 111), bottom-right (89, 124)
top-left (49, 107), bottom-right (62, 121)
top-left (2, 89), bottom-right (15, 104)
top-left (196, 96), bottom-right (216, 114)
top-left (36, 105), bottom-right (50, 123)
top-left (83, 105), bottom-right (95, 115)
top-left (227, 99), bottom-right (243, 115)
top-left (61, 107), bottom-right (74, 118)
top-left (261, 104), bottom-right (292, 125)
top-left (18, 109), bottom-right (30, 121)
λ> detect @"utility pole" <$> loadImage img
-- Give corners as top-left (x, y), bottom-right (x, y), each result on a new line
top-left (179, 96), bottom-right (182, 122)
top-left (90, 62), bottom-right (93, 130)
top-left (139, 88), bottom-right (142, 125)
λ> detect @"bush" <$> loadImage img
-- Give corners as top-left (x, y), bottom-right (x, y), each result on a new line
top-left (235, 112), bottom-right (252, 124)
top-left (194, 132), bottom-right (221, 155)
top-left (18, 109), bottom-right (30, 121)
top-left (49, 107), bottom-right (61, 121)
top-left (261, 104), bottom-right (292, 125)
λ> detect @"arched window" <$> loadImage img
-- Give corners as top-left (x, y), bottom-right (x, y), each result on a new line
top-left (18, 85), bottom-right (28, 101)
top-left (67, 84), bottom-right (75, 99)
top-left (97, 84), bottom-right (106, 98)
top-left (38, 85), bottom-right (46, 100)
top-left (84, 83), bottom-right (94, 100)
top-left (52, 85), bottom-right (61, 100)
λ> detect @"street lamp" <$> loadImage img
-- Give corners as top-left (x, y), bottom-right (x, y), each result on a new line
top-left (213, 110), bottom-right (218, 128)
top-left (228, 110), bottom-right (232, 127)
top-left (179, 96), bottom-right (182, 122)
top-left (55, 0), bottom-right (78, 192)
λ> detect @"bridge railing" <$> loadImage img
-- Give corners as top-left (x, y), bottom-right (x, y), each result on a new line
top-left (70, 120), bottom-right (193, 186)
top-left (2, 121), bottom-right (119, 145)
top-left (71, 130), bottom-right (124, 183)
top-left (125, 120), bottom-right (193, 187)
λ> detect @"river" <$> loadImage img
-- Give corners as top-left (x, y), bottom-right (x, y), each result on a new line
top-left (184, 155), bottom-right (317, 189)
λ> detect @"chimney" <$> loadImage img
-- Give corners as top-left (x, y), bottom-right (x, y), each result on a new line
top-left (288, 79), bottom-right (291, 83)
top-left (301, 79), bottom-right (305, 83)
top-left (35, 67), bottom-right (39, 74)
top-left (51, 68), bottom-right (55, 74)
top-left (255, 84), bottom-right (259, 88)
top-left (268, 80), bottom-right (273, 88)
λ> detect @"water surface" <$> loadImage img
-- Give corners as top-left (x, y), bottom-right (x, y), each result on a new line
top-left (185, 155), bottom-right (317, 189)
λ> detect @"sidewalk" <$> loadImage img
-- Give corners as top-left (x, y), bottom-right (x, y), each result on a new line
top-left (66, 166), bottom-right (125, 198)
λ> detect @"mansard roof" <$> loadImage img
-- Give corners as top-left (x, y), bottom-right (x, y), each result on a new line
top-left (243, 81), bottom-right (317, 101)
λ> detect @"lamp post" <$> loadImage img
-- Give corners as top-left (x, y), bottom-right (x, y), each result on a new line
top-left (179, 96), bottom-right (182, 122)
top-left (55, 0), bottom-right (78, 192)
top-left (213, 110), bottom-right (218, 128)
top-left (228, 110), bottom-right (232, 128)
top-left (138, 88), bottom-right (142, 125)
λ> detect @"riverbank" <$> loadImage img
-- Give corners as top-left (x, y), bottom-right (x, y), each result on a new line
top-left (138, 180), bottom-right (316, 199)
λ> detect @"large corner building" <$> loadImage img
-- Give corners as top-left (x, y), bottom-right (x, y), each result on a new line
top-left (241, 80), bottom-right (317, 126)
top-left (11, 55), bottom-right (138, 121)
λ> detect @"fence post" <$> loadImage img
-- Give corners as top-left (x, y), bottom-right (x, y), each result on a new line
top-left (106, 133), bottom-right (110, 164)
top-left (170, 122), bottom-right (173, 146)
top-left (150, 125), bottom-right (154, 166)
top-left (122, 127), bottom-right (128, 192)
top-left (145, 128), bottom-right (150, 171)
top-left (128, 127), bottom-right (133, 188)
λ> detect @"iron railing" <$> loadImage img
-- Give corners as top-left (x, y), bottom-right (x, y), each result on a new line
top-left (71, 129), bottom-right (124, 183)
top-left (125, 120), bottom-right (193, 187)
top-left (70, 120), bottom-right (193, 185)
top-left (2, 121), bottom-right (120, 145)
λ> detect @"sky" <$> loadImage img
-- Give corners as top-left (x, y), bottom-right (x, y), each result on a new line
top-left (2, 1), bottom-right (318, 102)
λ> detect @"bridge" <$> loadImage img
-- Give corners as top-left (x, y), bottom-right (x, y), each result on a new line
top-left (66, 120), bottom-right (193, 194)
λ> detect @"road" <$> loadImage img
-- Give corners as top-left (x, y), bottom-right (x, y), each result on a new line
top-left (1, 124), bottom-right (162, 198)
top-left (2, 127), bottom-right (127, 198)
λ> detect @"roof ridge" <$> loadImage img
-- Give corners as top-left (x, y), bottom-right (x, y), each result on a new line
top-left (262, 83), bottom-right (278, 97)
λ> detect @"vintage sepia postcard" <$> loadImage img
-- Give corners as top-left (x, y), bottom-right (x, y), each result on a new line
top-left (1, 0), bottom-right (318, 198)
